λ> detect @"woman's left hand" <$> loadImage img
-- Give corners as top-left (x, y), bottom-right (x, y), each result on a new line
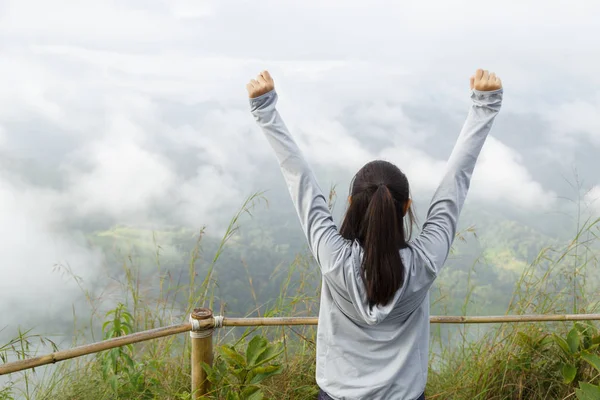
top-left (246, 70), bottom-right (275, 98)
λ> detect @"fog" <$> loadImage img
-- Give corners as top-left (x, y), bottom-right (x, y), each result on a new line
top-left (1, 0), bottom-right (599, 364)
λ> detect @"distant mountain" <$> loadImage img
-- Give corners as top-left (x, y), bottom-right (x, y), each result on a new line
top-left (86, 200), bottom-right (570, 321)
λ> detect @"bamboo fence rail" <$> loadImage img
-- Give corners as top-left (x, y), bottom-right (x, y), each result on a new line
top-left (3, 311), bottom-right (600, 398)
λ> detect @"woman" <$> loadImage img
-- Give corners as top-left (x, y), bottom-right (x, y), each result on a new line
top-left (246, 69), bottom-right (503, 400)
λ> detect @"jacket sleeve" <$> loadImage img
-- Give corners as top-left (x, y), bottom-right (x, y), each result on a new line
top-left (250, 90), bottom-right (348, 273)
top-left (411, 88), bottom-right (503, 275)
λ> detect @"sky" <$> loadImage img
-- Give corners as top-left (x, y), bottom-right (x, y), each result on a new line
top-left (1, 0), bottom-right (600, 336)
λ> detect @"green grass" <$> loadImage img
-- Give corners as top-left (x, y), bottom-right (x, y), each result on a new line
top-left (1, 194), bottom-right (600, 399)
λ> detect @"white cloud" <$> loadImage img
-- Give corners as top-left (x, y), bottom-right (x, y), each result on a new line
top-left (0, 0), bottom-right (597, 343)
top-left (278, 96), bottom-right (554, 211)
top-left (585, 186), bottom-right (600, 216)
top-left (0, 174), bottom-right (102, 329)
top-left (174, 166), bottom-right (242, 232)
top-left (0, 56), bottom-right (64, 124)
top-left (0, 0), bottom-right (206, 46)
top-left (64, 134), bottom-right (177, 221)
top-left (380, 137), bottom-right (556, 211)
top-left (473, 137), bottom-right (555, 209)
top-left (171, 0), bottom-right (216, 19)
top-left (1, 0), bottom-right (583, 225)
top-left (296, 119), bottom-right (374, 172)
top-left (379, 146), bottom-right (446, 194)
top-left (543, 95), bottom-right (600, 146)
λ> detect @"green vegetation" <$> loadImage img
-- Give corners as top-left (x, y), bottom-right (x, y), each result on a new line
top-left (1, 193), bottom-right (600, 399)
top-left (202, 335), bottom-right (286, 400)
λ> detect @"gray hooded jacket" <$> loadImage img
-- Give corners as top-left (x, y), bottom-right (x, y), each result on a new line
top-left (250, 87), bottom-right (503, 400)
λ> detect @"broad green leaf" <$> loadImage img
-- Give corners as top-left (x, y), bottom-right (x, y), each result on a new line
top-left (220, 346), bottom-right (246, 369)
top-left (200, 361), bottom-right (214, 377)
top-left (248, 364), bottom-right (283, 385)
top-left (232, 367), bottom-right (246, 382)
top-left (575, 382), bottom-right (600, 400)
top-left (241, 386), bottom-right (260, 395)
top-left (538, 336), bottom-right (554, 349)
top-left (561, 363), bottom-right (577, 384)
top-left (216, 358), bottom-right (229, 381)
top-left (553, 334), bottom-right (571, 357)
top-left (246, 336), bottom-right (268, 366)
top-left (254, 345), bottom-right (284, 368)
top-left (241, 385), bottom-right (262, 400)
top-left (101, 360), bottom-right (111, 379)
top-left (109, 375), bottom-right (118, 392)
top-left (246, 389), bottom-right (264, 400)
top-left (122, 322), bottom-right (134, 334)
top-left (226, 391), bottom-right (240, 400)
top-left (122, 352), bottom-right (135, 369)
top-left (581, 351), bottom-right (600, 373)
top-left (567, 328), bottom-right (580, 354)
top-left (110, 350), bottom-right (118, 369)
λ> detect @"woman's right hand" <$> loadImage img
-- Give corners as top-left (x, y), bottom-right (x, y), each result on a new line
top-left (246, 70), bottom-right (275, 98)
top-left (470, 69), bottom-right (502, 91)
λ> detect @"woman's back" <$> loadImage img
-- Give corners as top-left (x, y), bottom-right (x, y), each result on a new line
top-left (246, 69), bottom-right (503, 400)
top-left (316, 242), bottom-right (434, 399)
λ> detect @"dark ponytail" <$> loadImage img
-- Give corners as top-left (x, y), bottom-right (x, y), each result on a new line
top-left (362, 184), bottom-right (403, 306)
top-left (340, 160), bottom-right (414, 307)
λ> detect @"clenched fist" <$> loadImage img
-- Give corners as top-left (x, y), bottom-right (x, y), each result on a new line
top-left (246, 70), bottom-right (275, 98)
top-left (470, 69), bottom-right (502, 91)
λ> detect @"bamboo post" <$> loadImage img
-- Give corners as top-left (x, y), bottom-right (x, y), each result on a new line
top-left (190, 308), bottom-right (214, 399)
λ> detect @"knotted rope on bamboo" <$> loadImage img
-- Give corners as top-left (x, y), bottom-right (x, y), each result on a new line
top-left (189, 308), bottom-right (223, 339)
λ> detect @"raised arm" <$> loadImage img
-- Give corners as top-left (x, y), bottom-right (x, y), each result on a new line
top-left (412, 69), bottom-right (504, 275)
top-left (246, 71), bottom-right (347, 272)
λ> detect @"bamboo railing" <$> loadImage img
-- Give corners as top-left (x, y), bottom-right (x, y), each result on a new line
top-left (2, 311), bottom-right (600, 398)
